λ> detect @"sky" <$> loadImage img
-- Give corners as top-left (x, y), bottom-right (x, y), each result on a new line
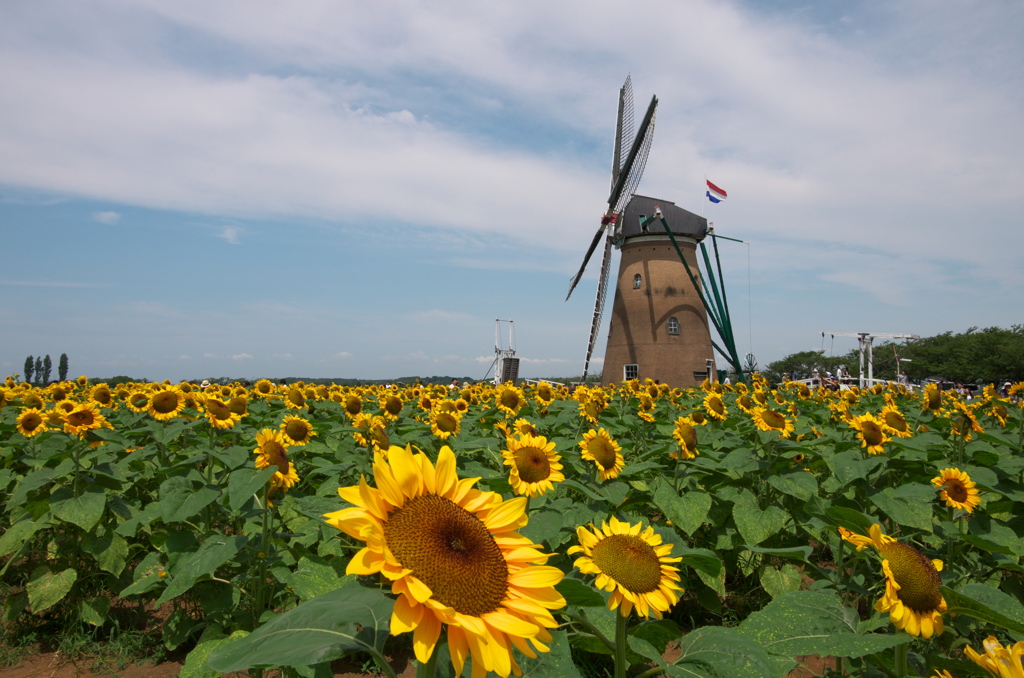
top-left (2, 1), bottom-right (1022, 383)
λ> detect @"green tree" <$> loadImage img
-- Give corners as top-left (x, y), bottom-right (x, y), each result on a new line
top-left (58, 353), bottom-right (69, 381)
top-left (33, 357), bottom-right (43, 386)
top-left (42, 355), bottom-right (52, 384)
top-left (23, 355), bottom-right (34, 384)
top-left (763, 350), bottom-right (848, 383)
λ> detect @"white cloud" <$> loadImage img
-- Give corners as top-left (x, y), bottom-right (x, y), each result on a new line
top-left (218, 225), bottom-right (242, 244)
top-left (92, 210), bottom-right (121, 224)
top-left (231, 353), bottom-right (253, 360)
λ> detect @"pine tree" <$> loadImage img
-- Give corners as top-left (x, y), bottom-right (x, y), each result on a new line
top-left (24, 356), bottom-right (34, 384)
top-left (43, 355), bottom-right (52, 385)
top-left (59, 354), bottom-right (69, 382)
top-left (34, 357), bottom-right (43, 386)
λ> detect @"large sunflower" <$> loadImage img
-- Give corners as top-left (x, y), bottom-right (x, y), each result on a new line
top-left (880, 404), bottom-right (913, 438)
top-left (430, 409), bottom-right (461, 440)
top-left (63, 403), bottom-right (112, 437)
top-left (502, 434), bottom-right (564, 498)
top-left (569, 517), bottom-right (682, 619)
top-left (964, 636), bottom-right (1024, 677)
top-left (16, 408), bottom-right (47, 438)
top-left (752, 407), bottom-right (794, 438)
top-left (931, 468), bottom-right (981, 513)
top-left (703, 393), bottom-right (727, 421)
top-left (849, 413), bottom-right (890, 455)
top-left (280, 415), bottom-right (317, 446)
top-left (671, 416), bottom-right (699, 459)
top-left (254, 429), bottom-right (300, 491)
top-left (324, 445), bottom-right (564, 678)
top-left (204, 397), bottom-right (243, 430)
top-left (579, 428), bottom-right (624, 481)
top-left (380, 393), bottom-right (404, 420)
top-left (839, 524), bottom-right (947, 638)
top-left (148, 387), bottom-right (185, 421)
top-left (495, 384), bottom-right (527, 417)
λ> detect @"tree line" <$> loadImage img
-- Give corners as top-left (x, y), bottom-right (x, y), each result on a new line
top-left (22, 353), bottom-right (69, 386)
top-left (763, 325), bottom-right (1024, 385)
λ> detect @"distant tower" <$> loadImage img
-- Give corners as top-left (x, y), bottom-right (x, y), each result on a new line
top-left (602, 195), bottom-right (714, 387)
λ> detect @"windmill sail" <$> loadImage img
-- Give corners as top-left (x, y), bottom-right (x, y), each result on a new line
top-left (566, 92), bottom-right (658, 301)
top-left (581, 232), bottom-right (614, 381)
top-left (611, 76), bottom-right (634, 191)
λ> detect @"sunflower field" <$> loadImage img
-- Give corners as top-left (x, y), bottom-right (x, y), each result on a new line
top-left (1, 374), bottom-right (1024, 678)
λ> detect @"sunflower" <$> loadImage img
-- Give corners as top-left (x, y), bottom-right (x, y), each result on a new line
top-left (839, 524), bottom-right (946, 638)
top-left (502, 433), bottom-right (564, 498)
top-left (922, 383), bottom-right (943, 412)
top-left (16, 408), bottom-right (47, 438)
top-left (512, 418), bottom-right (539, 437)
top-left (284, 387), bottom-right (306, 410)
top-left (227, 395), bottom-right (248, 416)
top-left (495, 384), bottom-right (527, 417)
top-left (569, 517), bottom-right (682, 619)
top-left (254, 429), bottom-right (300, 491)
top-left (949, 401), bottom-right (985, 440)
top-left (849, 413), bottom-right (890, 455)
top-left (253, 379), bottom-right (275, 397)
top-left (671, 417), bottom-right (699, 459)
top-left (752, 408), bottom-right (794, 438)
top-left (19, 391), bottom-right (45, 409)
top-left (281, 415), bottom-right (317, 446)
top-left (579, 398), bottom-right (603, 425)
top-left (931, 468), bottom-right (981, 513)
top-left (534, 381), bottom-right (555, 408)
top-left (204, 397), bottom-right (243, 429)
top-left (430, 410), bottom-right (461, 440)
top-left (964, 636), bottom-right (1024, 677)
top-left (89, 383), bottom-right (114, 408)
top-left (148, 387), bottom-right (185, 421)
top-left (736, 394), bottom-right (755, 414)
top-left (63, 403), bottom-right (112, 437)
top-left (579, 428), bottom-right (624, 481)
top-left (324, 445), bottom-right (564, 678)
top-left (380, 393), bottom-right (404, 420)
top-left (880, 404), bottom-right (913, 438)
top-left (703, 393), bottom-right (727, 421)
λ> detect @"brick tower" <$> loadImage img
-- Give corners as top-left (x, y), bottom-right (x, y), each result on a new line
top-left (601, 195), bottom-right (715, 387)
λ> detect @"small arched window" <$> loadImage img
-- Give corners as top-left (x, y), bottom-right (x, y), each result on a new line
top-left (633, 273), bottom-right (642, 289)
top-left (668, 317), bottom-right (680, 335)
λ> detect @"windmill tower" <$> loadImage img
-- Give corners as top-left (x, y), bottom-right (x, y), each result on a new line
top-left (602, 196), bottom-right (714, 386)
top-left (566, 77), bottom-right (717, 387)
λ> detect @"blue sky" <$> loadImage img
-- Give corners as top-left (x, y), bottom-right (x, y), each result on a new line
top-left (2, 1), bottom-right (1022, 382)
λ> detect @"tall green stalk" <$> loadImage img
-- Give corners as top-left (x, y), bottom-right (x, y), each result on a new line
top-left (614, 611), bottom-right (629, 678)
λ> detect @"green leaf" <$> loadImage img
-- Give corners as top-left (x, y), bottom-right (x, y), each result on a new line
top-left (180, 628), bottom-right (240, 678)
top-left (767, 471), bottom-right (818, 501)
top-left (824, 506), bottom-right (876, 533)
top-left (227, 467), bottom-right (277, 511)
top-left (27, 567), bottom-right (78, 613)
top-left (156, 535), bottom-right (246, 606)
top-left (284, 556), bottom-right (352, 601)
top-left (602, 481), bottom-right (630, 506)
top-left (739, 590), bottom-right (909, 658)
top-left (676, 547), bottom-right (722, 578)
top-left (636, 626), bottom-right (777, 678)
top-left (7, 468), bottom-right (56, 508)
top-left (206, 583), bottom-right (394, 672)
top-left (732, 490), bottom-right (788, 546)
top-left (0, 519), bottom-right (38, 558)
top-left (80, 595), bottom-right (110, 626)
top-left (826, 451), bottom-right (884, 487)
top-left (50, 486), bottom-right (106, 531)
top-left (870, 485), bottom-right (934, 532)
top-left (555, 578), bottom-right (605, 607)
top-left (942, 586), bottom-right (1024, 635)
top-left (82, 531), bottom-right (129, 577)
top-left (520, 509), bottom-right (564, 548)
top-left (159, 476), bottom-right (221, 523)
top-left (745, 544), bottom-right (813, 564)
top-left (517, 629), bottom-right (582, 678)
top-left (652, 483), bottom-right (711, 536)
top-left (760, 564), bottom-right (802, 599)
top-left (560, 478), bottom-right (605, 502)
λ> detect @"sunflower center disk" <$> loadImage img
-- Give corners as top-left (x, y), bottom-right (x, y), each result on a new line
top-left (863, 422), bottom-right (884, 446)
top-left (885, 412), bottom-right (908, 432)
top-left (945, 480), bottom-right (968, 503)
top-left (384, 494), bottom-right (508, 617)
top-left (589, 534), bottom-right (663, 594)
top-left (880, 543), bottom-right (943, 613)
top-left (513, 446), bottom-right (552, 483)
top-left (436, 414), bottom-right (458, 433)
top-left (264, 442), bottom-right (290, 471)
top-left (763, 411), bottom-right (786, 429)
top-left (152, 393), bottom-right (179, 414)
top-left (589, 439), bottom-right (616, 470)
top-left (285, 421), bottom-right (310, 441)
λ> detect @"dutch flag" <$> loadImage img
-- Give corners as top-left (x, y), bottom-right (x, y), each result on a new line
top-left (706, 179), bottom-right (727, 204)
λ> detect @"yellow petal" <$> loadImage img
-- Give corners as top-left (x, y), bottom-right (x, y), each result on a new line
top-left (483, 497), bottom-right (528, 532)
top-left (435, 446), bottom-right (458, 496)
top-left (391, 595), bottom-right (424, 634)
top-left (413, 609), bottom-right (442, 664)
top-left (508, 566), bottom-right (563, 589)
top-left (482, 609), bottom-right (540, 637)
top-left (448, 625), bottom-right (469, 678)
top-left (345, 547), bottom-right (382, 575)
top-left (388, 444), bottom-right (423, 499)
top-left (404, 575), bottom-right (434, 604)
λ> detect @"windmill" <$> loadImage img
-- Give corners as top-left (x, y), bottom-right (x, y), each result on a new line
top-left (566, 78), bottom-right (742, 387)
top-left (565, 76), bottom-right (658, 382)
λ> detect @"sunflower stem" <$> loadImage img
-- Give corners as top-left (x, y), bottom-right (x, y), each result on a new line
top-left (614, 610), bottom-right (629, 678)
top-left (566, 611), bottom-right (614, 653)
top-left (894, 642), bottom-right (908, 677)
top-left (416, 635), bottom-right (441, 678)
